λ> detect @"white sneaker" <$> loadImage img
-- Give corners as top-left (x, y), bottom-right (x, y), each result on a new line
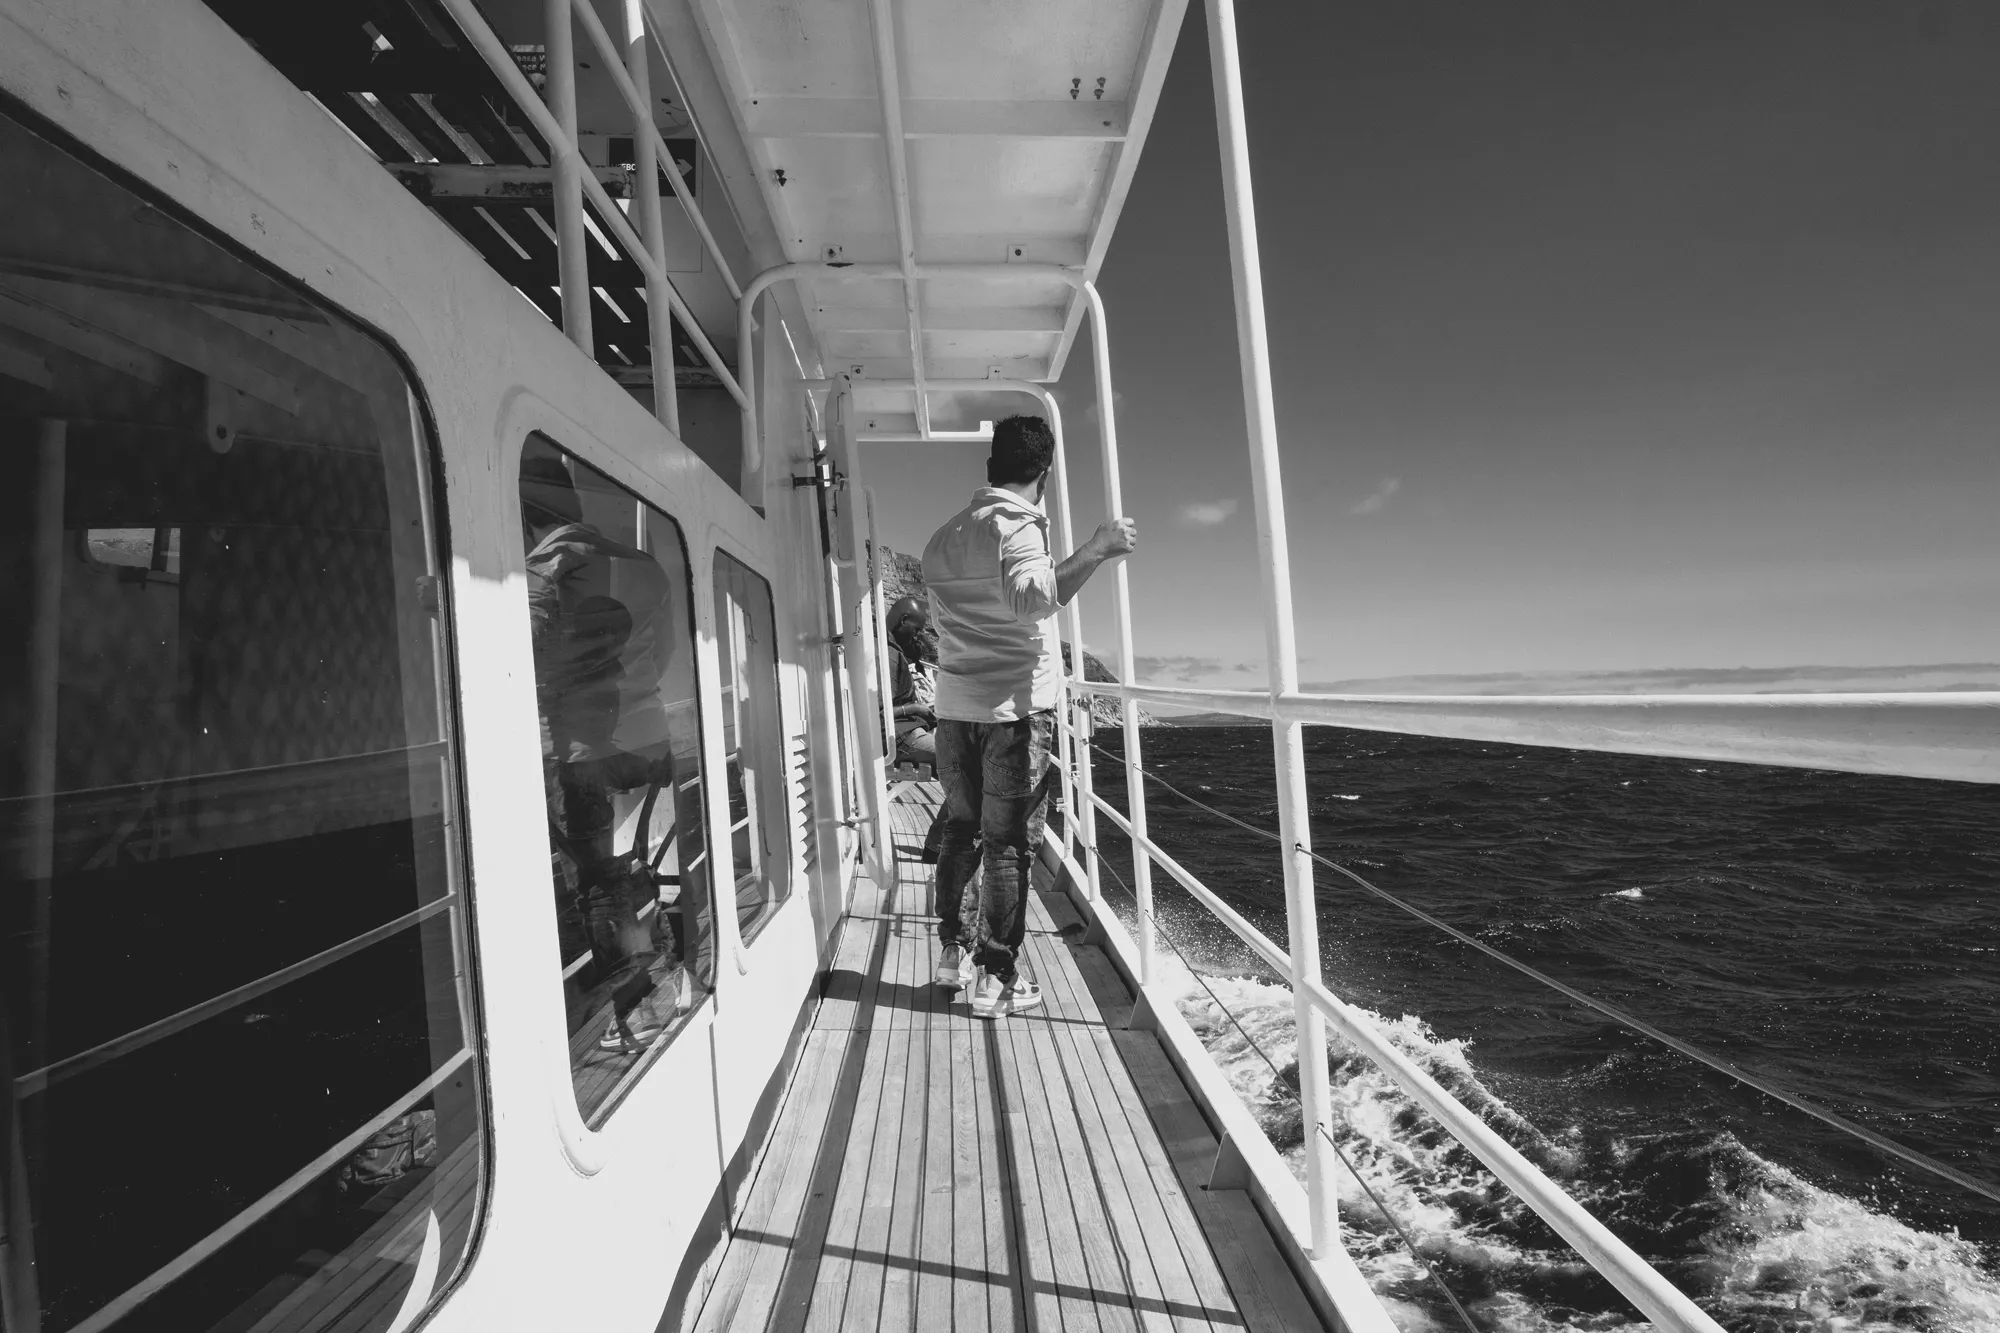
top-left (935, 944), bottom-right (968, 989)
top-left (970, 971), bottom-right (1043, 1020)
top-left (664, 966), bottom-right (695, 1016)
top-left (597, 1014), bottom-right (664, 1052)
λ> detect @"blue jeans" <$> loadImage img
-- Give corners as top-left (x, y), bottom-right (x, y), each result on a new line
top-left (934, 711), bottom-right (1055, 982)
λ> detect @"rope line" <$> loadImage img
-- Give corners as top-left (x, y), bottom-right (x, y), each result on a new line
top-left (1079, 739), bottom-right (2000, 1209)
top-left (1082, 843), bottom-right (1482, 1333)
top-left (1315, 1122), bottom-right (1485, 1333)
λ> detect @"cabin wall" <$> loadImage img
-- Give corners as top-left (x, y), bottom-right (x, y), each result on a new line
top-left (0, 1), bottom-right (848, 1330)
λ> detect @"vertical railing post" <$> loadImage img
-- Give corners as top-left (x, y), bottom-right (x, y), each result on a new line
top-left (623, 0), bottom-right (678, 432)
top-left (826, 384), bottom-right (894, 888)
top-left (1204, 0), bottom-right (1337, 1254)
top-left (1041, 393), bottom-right (1081, 867)
top-left (543, 0), bottom-right (592, 354)
top-left (1082, 283), bottom-right (1153, 982)
top-left (865, 489), bottom-right (898, 784)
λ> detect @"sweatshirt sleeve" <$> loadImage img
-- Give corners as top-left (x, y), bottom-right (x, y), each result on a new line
top-left (997, 517), bottom-right (1060, 623)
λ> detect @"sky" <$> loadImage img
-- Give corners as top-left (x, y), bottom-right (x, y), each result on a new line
top-left (862, 2), bottom-right (2000, 692)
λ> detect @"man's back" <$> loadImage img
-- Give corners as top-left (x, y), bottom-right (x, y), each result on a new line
top-left (921, 486), bottom-right (1061, 724)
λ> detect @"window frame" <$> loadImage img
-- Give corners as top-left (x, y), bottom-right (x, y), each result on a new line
top-left (708, 543), bottom-right (795, 949)
top-left (0, 92), bottom-right (491, 1333)
top-left (515, 432), bottom-right (718, 1128)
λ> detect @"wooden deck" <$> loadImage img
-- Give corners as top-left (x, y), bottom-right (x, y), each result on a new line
top-left (686, 783), bottom-right (1328, 1333)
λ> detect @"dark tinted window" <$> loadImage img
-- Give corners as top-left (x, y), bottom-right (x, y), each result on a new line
top-left (519, 436), bottom-right (712, 1125)
top-left (0, 110), bottom-right (481, 1332)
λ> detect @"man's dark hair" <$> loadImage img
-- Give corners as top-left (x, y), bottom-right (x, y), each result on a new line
top-left (986, 415), bottom-right (1056, 487)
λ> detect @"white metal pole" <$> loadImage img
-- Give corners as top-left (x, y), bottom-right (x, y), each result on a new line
top-left (830, 389), bottom-right (894, 887)
top-left (865, 0), bottom-right (932, 438)
top-left (866, 489), bottom-right (898, 784)
top-left (1204, 0), bottom-right (1337, 1254)
top-left (623, 0), bottom-right (678, 433)
top-left (1082, 283), bottom-right (1153, 983)
top-left (544, 0), bottom-right (592, 354)
top-left (1041, 398), bottom-right (1079, 866)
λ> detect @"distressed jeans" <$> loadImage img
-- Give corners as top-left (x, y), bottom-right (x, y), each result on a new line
top-left (934, 711), bottom-right (1055, 983)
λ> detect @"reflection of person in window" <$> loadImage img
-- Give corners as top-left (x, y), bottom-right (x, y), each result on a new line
top-left (521, 453), bottom-right (691, 1053)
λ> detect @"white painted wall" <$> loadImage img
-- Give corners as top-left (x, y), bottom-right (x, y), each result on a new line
top-left (0, 2), bottom-right (844, 1329)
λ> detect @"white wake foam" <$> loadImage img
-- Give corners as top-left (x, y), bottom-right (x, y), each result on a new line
top-left (1151, 954), bottom-right (2000, 1332)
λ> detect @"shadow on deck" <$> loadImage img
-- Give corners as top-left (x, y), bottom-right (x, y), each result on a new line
top-left (682, 782), bottom-right (1328, 1333)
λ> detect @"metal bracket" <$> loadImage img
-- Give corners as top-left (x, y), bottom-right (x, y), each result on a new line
top-left (1208, 1130), bottom-right (1255, 1191)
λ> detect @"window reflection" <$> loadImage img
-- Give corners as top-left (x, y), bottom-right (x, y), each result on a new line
top-left (0, 108), bottom-right (479, 1333)
top-left (712, 551), bottom-right (790, 941)
top-left (519, 437), bottom-right (711, 1124)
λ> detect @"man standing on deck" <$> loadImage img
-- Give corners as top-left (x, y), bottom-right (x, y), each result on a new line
top-left (922, 415), bottom-right (1137, 1018)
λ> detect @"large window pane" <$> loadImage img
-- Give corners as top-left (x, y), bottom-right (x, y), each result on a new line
top-left (712, 552), bottom-right (791, 941)
top-left (519, 436), bottom-right (712, 1125)
top-left (0, 109), bottom-right (481, 1332)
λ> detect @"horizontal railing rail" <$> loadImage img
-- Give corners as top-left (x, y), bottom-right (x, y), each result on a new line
top-left (1062, 675), bottom-right (2000, 1329)
top-left (68, 1049), bottom-right (473, 1333)
top-left (1067, 679), bottom-right (2000, 784)
top-left (14, 896), bottom-right (457, 1097)
top-left (1060, 715), bottom-right (1741, 1330)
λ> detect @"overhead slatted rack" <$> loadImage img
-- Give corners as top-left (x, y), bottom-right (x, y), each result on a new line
top-left (201, 0), bottom-right (726, 391)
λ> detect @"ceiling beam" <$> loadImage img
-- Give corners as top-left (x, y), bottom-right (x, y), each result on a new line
top-left (745, 97), bottom-right (1130, 141)
top-left (384, 162), bottom-right (640, 201)
top-left (812, 306), bottom-right (1067, 333)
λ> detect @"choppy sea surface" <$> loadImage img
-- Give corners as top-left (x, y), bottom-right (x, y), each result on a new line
top-left (1083, 727), bottom-right (2000, 1333)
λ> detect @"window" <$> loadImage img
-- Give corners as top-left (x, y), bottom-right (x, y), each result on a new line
top-left (712, 552), bottom-right (791, 941)
top-left (0, 108), bottom-right (480, 1333)
top-left (518, 436), bottom-right (711, 1125)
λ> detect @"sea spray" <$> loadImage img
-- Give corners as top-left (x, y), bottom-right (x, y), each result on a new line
top-left (1148, 953), bottom-right (2000, 1332)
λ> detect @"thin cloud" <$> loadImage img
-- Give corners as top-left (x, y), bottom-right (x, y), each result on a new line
top-left (1302, 663), bottom-right (2000, 695)
top-left (1179, 497), bottom-right (1240, 527)
top-left (1081, 389), bottom-right (1127, 426)
top-left (1348, 476), bottom-right (1401, 516)
top-left (1134, 655), bottom-right (1266, 684)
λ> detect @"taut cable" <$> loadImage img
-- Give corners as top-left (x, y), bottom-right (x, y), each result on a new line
top-left (1082, 738), bottom-right (2000, 1209)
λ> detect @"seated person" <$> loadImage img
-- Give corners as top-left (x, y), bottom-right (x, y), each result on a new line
top-left (885, 597), bottom-right (957, 864)
top-left (886, 595), bottom-right (939, 767)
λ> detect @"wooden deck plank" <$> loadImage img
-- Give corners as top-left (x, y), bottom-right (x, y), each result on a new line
top-left (971, 1022), bottom-right (1027, 1333)
top-left (759, 1027), bottom-right (880, 1333)
top-left (950, 1028), bottom-right (994, 1333)
top-left (1024, 931), bottom-right (1229, 1333)
top-left (687, 778), bottom-right (1332, 1333)
top-left (990, 1025), bottom-right (1069, 1333)
top-left (796, 1026), bottom-right (897, 1333)
top-left (817, 907), bottom-right (877, 1030)
top-left (912, 1032), bottom-right (961, 1333)
top-left (691, 1031), bottom-right (849, 1333)
top-left (1113, 1030), bottom-right (1330, 1333)
top-left (1015, 942), bottom-right (1145, 1333)
top-left (997, 1009), bottom-right (1108, 1333)
top-left (1070, 942), bottom-right (1136, 1031)
top-left (879, 1026), bottom-right (929, 1333)
top-left (841, 1027), bottom-right (912, 1331)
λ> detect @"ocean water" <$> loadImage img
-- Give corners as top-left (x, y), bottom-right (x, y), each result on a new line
top-left (1082, 727), bottom-right (2000, 1333)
